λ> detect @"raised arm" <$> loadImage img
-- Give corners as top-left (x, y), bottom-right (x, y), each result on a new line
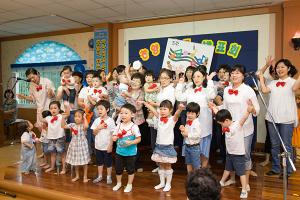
top-left (142, 101), bottom-right (159, 117)
top-left (173, 103), bottom-right (185, 122)
top-left (257, 71), bottom-right (271, 94)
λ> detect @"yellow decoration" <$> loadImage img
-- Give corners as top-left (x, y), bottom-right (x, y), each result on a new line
top-left (150, 42), bottom-right (160, 56)
top-left (183, 38), bottom-right (191, 42)
top-left (139, 48), bottom-right (150, 61)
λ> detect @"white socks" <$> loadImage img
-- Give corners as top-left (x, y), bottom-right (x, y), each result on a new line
top-left (154, 169), bottom-right (165, 189)
top-left (163, 169), bottom-right (173, 192)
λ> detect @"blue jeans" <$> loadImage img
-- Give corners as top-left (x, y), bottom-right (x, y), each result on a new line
top-left (267, 122), bottom-right (294, 174)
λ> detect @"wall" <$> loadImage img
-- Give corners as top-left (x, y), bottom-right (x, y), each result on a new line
top-left (283, 0), bottom-right (300, 70)
top-left (118, 14), bottom-right (276, 144)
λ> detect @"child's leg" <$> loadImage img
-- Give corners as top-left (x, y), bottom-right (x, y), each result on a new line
top-left (43, 154), bottom-right (50, 169)
top-left (60, 152), bottom-right (66, 174)
top-left (124, 156), bottom-right (136, 193)
top-left (200, 155), bottom-right (209, 168)
top-left (113, 154), bottom-right (123, 191)
top-left (186, 165), bottom-right (193, 173)
top-left (220, 170), bottom-right (231, 184)
top-left (155, 162), bottom-right (166, 189)
top-left (163, 163), bottom-right (173, 192)
top-left (83, 165), bottom-right (90, 183)
top-left (72, 166), bottom-right (80, 182)
top-left (45, 152), bottom-right (56, 172)
top-left (106, 152), bottom-right (113, 184)
top-left (240, 175), bottom-right (247, 190)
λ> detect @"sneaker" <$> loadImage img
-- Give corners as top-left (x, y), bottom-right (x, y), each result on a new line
top-left (266, 170), bottom-right (280, 176)
top-left (240, 190), bottom-right (248, 199)
top-left (113, 183), bottom-right (122, 191)
top-left (224, 179), bottom-right (236, 186)
top-left (152, 167), bottom-right (159, 173)
top-left (124, 184), bottom-right (132, 193)
top-left (93, 176), bottom-right (103, 183)
top-left (107, 177), bottom-right (112, 184)
top-left (219, 181), bottom-right (225, 187)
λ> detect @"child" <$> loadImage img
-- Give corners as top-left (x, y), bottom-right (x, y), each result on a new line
top-left (142, 100), bottom-right (184, 192)
top-left (39, 110), bottom-right (51, 169)
top-left (179, 102), bottom-right (202, 173)
top-left (215, 100), bottom-right (254, 199)
top-left (112, 103), bottom-right (141, 193)
top-left (87, 76), bottom-right (108, 108)
top-left (60, 66), bottom-right (76, 109)
top-left (91, 100), bottom-right (116, 184)
top-left (43, 101), bottom-right (69, 174)
top-left (62, 109), bottom-right (90, 182)
top-left (20, 120), bottom-right (37, 174)
top-left (143, 71), bottom-right (159, 125)
top-left (293, 95), bottom-right (300, 161)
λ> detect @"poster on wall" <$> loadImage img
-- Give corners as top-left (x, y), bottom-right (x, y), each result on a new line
top-left (162, 38), bottom-right (215, 73)
top-left (94, 29), bottom-right (109, 72)
top-left (128, 30), bottom-right (258, 78)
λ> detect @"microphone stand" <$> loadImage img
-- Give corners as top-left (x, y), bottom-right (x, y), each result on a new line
top-left (247, 73), bottom-right (296, 200)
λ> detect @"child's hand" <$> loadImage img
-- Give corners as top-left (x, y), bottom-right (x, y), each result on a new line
top-left (179, 125), bottom-right (185, 132)
top-left (247, 99), bottom-right (254, 114)
top-left (178, 103), bottom-right (185, 110)
top-left (107, 145), bottom-right (113, 153)
top-left (125, 140), bottom-right (132, 146)
top-left (208, 102), bottom-right (216, 110)
top-left (178, 77), bottom-right (185, 84)
top-left (207, 72), bottom-right (217, 80)
top-left (112, 136), bottom-right (118, 142)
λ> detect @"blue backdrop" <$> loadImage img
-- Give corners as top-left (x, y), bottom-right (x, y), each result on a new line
top-left (129, 30), bottom-right (258, 79)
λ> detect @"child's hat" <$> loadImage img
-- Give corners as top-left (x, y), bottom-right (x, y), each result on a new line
top-left (132, 60), bottom-right (142, 70)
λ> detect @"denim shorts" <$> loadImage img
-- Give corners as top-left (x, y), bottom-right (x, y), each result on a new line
top-left (225, 154), bottom-right (246, 176)
top-left (42, 143), bottom-right (49, 154)
top-left (185, 144), bottom-right (201, 168)
top-left (200, 134), bottom-right (212, 158)
top-left (48, 137), bottom-right (66, 154)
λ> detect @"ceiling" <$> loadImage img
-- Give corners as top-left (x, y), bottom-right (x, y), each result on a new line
top-left (0, 0), bottom-right (283, 38)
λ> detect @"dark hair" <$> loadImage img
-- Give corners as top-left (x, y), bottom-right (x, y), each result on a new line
top-left (145, 70), bottom-right (155, 80)
top-left (275, 59), bottom-right (297, 77)
top-left (231, 64), bottom-right (246, 76)
top-left (186, 169), bottom-right (221, 200)
top-left (159, 68), bottom-right (173, 79)
top-left (121, 103), bottom-right (137, 114)
top-left (42, 110), bottom-right (51, 118)
top-left (192, 65), bottom-right (208, 88)
top-left (61, 65), bottom-right (72, 74)
top-left (72, 71), bottom-right (83, 83)
top-left (140, 65), bottom-right (147, 72)
top-left (74, 109), bottom-right (85, 117)
top-left (186, 102), bottom-right (200, 115)
top-left (49, 101), bottom-right (61, 110)
top-left (4, 89), bottom-right (14, 99)
top-left (131, 72), bottom-right (145, 86)
top-left (25, 68), bottom-right (39, 77)
top-left (216, 64), bottom-right (231, 73)
top-left (18, 121), bottom-right (29, 134)
top-left (85, 70), bottom-right (96, 79)
top-left (116, 65), bottom-right (126, 74)
top-left (159, 100), bottom-right (173, 110)
top-left (95, 100), bottom-right (110, 112)
top-left (185, 66), bottom-right (195, 82)
top-left (215, 109), bottom-right (232, 122)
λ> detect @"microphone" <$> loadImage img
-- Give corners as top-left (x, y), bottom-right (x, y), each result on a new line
top-left (244, 71), bottom-right (256, 77)
top-left (16, 77), bottom-right (30, 82)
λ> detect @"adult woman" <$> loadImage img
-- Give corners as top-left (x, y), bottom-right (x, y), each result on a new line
top-left (17, 68), bottom-right (55, 130)
top-left (259, 59), bottom-right (299, 177)
top-left (176, 65), bottom-right (217, 168)
top-left (3, 89), bottom-right (17, 140)
top-left (220, 64), bottom-right (260, 189)
top-left (148, 68), bottom-right (175, 172)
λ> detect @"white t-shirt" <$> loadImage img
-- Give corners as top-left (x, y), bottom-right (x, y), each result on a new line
top-left (112, 122), bottom-right (141, 138)
top-left (266, 77), bottom-right (298, 126)
top-left (21, 131), bottom-right (32, 143)
top-left (156, 116), bottom-right (176, 145)
top-left (184, 119), bottom-right (202, 144)
top-left (157, 84), bottom-right (175, 105)
top-left (39, 129), bottom-right (49, 143)
top-left (91, 117), bottom-right (116, 151)
top-left (225, 121), bottom-right (245, 155)
top-left (87, 86), bottom-right (108, 102)
top-left (78, 86), bottom-right (92, 105)
top-left (45, 114), bottom-right (65, 139)
top-left (223, 83), bottom-right (260, 137)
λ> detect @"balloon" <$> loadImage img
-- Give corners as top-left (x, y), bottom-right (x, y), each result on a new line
top-left (88, 39), bottom-right (94, 48)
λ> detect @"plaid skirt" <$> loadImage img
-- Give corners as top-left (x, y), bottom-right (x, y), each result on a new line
top-left (66, 134), bottom-right (90, 166)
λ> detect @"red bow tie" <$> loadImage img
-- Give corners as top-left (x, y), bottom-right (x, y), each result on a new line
top-left (117, 129), bottom-right (127, 139)
top-left (228, 89), bottom-right (238, 95)
top-left (100, 120), bottom-right (108, 128)
top-left (186, 120), bottom-right (193, 126)
top-left (36, 85), bottom-right (43, 92)
top-left (160, 117), bottom-right (169, 124)
top-left (148, 83), bottom-right (157, 89)
top-left (222, 127), bottom-right (230, 133)
top-left (62, 79), bottom-right (70, 83)
top-left (70, 127), bottom-right (78, 135)
top-left (276, 81), bottom-right (286, 87)
top-left (50, 116), bottom-right (58, 123)
top-left (94, 89), bottom-right (102, 94)
top-left (194, 87), bottom-right (202, 93)
top-left (223, 81), bottom-right (229, 86)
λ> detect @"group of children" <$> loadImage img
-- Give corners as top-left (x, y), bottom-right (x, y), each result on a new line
top-left (18, 59), bottom-right (299, 199)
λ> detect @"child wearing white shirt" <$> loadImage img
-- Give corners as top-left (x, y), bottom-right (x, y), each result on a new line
top-left (215, 100), bottom-right (255, 199)
top-left (91, 100), bottom-right (116, 185)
